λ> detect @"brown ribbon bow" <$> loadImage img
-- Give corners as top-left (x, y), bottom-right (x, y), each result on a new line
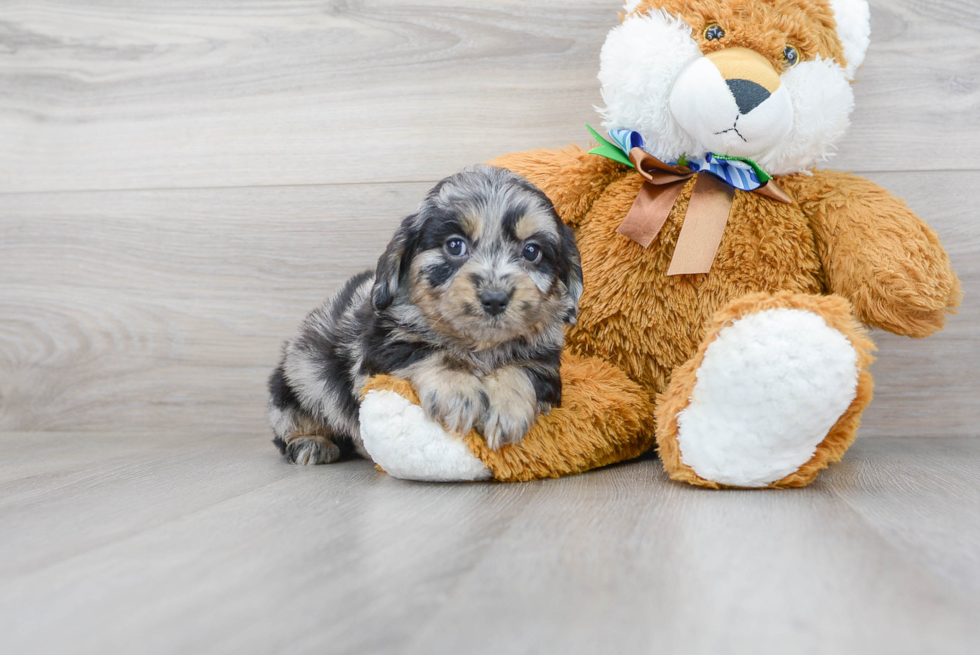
top-left (616, 148), bottom-right (793, 276)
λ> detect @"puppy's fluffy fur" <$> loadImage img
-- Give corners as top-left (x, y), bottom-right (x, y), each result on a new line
top-left (268, 165), bottom-right (584, 465)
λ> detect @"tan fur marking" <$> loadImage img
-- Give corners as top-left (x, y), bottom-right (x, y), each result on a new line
top-left (514, 210), bottom-right (560, 241)
top-left (459, 212), bottom-right (484, 241)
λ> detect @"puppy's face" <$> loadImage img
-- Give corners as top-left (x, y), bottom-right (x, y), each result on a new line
top-left (373, 166), bottom-right (583, 350)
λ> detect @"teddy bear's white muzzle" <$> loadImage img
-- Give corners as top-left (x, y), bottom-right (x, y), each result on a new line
top-left (669, 53), bottom-right (794, 160)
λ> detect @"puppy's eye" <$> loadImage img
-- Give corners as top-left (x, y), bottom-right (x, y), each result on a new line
top-left (783, 45), bottom-right (800, 68)
top-left (444, 237), bottom-right (468, 258)
top-left (522, 243), bottom-right (543, 264)
top-left (704, 24), bottom-right (725, 41)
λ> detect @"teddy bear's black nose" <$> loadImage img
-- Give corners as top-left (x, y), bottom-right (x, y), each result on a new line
top-left (727, 79), bottom-right (771, 114)
top-left (479, 289), bottom-right (512, 316)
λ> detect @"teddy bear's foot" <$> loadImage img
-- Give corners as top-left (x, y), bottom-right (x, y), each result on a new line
top-left (656, 292), bottom-right (875, 489)
top-left (358, 376), bottom-right (493, 482)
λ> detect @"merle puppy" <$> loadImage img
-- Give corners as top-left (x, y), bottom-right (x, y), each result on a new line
top-left (268, 165), bottom-right (584, 465)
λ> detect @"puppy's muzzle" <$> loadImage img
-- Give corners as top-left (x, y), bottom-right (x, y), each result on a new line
top-left (479, 289), bottom-right (513, 316)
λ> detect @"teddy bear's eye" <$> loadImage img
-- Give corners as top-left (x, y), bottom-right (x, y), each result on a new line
top-left (783, 45), bottom-right (801, 68)
top-left (703, 24), bottom-right (725, 41)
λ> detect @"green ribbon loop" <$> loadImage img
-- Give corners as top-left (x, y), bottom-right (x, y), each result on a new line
top-left (586, 124), bottom-right (635, 169)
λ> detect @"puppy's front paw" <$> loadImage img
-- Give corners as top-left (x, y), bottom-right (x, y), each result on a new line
top-left (278, 435), bottom-right (342, 466)
top-left (416, 374), bottom-right (487, 436)
top-left (479, 366), bottom-right (538, 450)
top-left (480, 404), bottom-right (536, 450)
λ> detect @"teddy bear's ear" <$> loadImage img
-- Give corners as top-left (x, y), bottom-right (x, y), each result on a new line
top-left (830, 0), bottom-right (871, 79)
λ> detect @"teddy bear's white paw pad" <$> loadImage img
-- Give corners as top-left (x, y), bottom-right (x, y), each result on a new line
top-left (676, 308), bottom-right (860, 488)
top-left (359, 390), bottom-right (493, 482)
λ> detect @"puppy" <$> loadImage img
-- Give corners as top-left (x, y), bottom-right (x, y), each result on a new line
top-left (268, 165), bottom-right (584, 465)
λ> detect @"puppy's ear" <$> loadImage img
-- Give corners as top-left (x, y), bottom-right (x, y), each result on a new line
top-left (559, 222), bottom-right (584, 325)
top-left (372, 213), bottom-right (421, 311)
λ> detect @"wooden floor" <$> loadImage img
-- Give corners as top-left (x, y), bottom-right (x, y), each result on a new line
top-left (1, 1), bottom-right (979, 653)
top-left (1, 433), bottom-right (978, 654)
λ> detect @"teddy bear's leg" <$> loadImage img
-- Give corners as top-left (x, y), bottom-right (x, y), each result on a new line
top-left (656, 292), bottom-right (875, 489)
top-left (359, 354), bottom-right (654, 482)
top-left (463, 353), bottom-right (654, 481)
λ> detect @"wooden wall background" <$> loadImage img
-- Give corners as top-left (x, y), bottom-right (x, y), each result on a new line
top-left (1, 0), bottom-right (977, 439)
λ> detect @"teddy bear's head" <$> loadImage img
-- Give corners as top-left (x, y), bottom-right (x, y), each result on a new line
top-left (598, 0), bottom-right (870, 175)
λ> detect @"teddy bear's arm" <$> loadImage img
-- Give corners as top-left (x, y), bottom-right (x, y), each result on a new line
top-left (783, 170), bottom-right (962, 338)
top-left (490, 146), bottom-right (624, 228)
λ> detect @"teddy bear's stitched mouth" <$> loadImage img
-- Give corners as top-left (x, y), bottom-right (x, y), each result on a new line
top-left (713, 117), bottom-right (748, 143)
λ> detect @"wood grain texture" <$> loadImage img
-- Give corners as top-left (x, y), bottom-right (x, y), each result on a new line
top-left (0, 183), bottom-right (424, 433)
top-left (0, 0), bottom-right (978, 194)
top-left (1, 170), bottom-right (976, 436)
top-left (0, 432), bottom-right (977, 655)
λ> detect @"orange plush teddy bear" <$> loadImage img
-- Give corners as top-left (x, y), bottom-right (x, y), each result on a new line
top-left (358, 0), bottom-right (960, 488)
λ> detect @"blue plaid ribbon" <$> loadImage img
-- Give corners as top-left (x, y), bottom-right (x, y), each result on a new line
top-left (608, 129), bottom-right (766, 191)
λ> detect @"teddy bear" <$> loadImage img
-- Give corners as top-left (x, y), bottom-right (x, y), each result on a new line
top-left (357, 0), bottom-right (960, 488)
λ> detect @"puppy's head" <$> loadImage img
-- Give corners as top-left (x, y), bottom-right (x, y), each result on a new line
top-left (372, 165), bottom-right (583, 350)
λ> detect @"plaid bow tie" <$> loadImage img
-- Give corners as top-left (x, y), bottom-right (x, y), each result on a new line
top-left (607, 128), bottom-right (771, 191)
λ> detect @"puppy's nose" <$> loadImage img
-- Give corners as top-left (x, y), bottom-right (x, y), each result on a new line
top-left (726, 79), bottom-right (771, 115)
top-left (479, 289), bottom-right (512, 316)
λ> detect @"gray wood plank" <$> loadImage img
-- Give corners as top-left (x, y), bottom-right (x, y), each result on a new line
top-left (0, 431), bottom-right (217, 496)
top-left (401, 445), bottom-right (979, 655)
top-left (1, 171), bottom-right (976, 437)
top-left (0, 432), bottom-right (295, 578)
top-left (0, 0), bottom-right (978, 194)
top-left (0, 431), bottom-right (534, 655)
top-left (826, 437), bottom-right (980, 598)
top-left (0, 432), bottom-right (977, 655)
top-left (0, 182), bottom-right (427, 433)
